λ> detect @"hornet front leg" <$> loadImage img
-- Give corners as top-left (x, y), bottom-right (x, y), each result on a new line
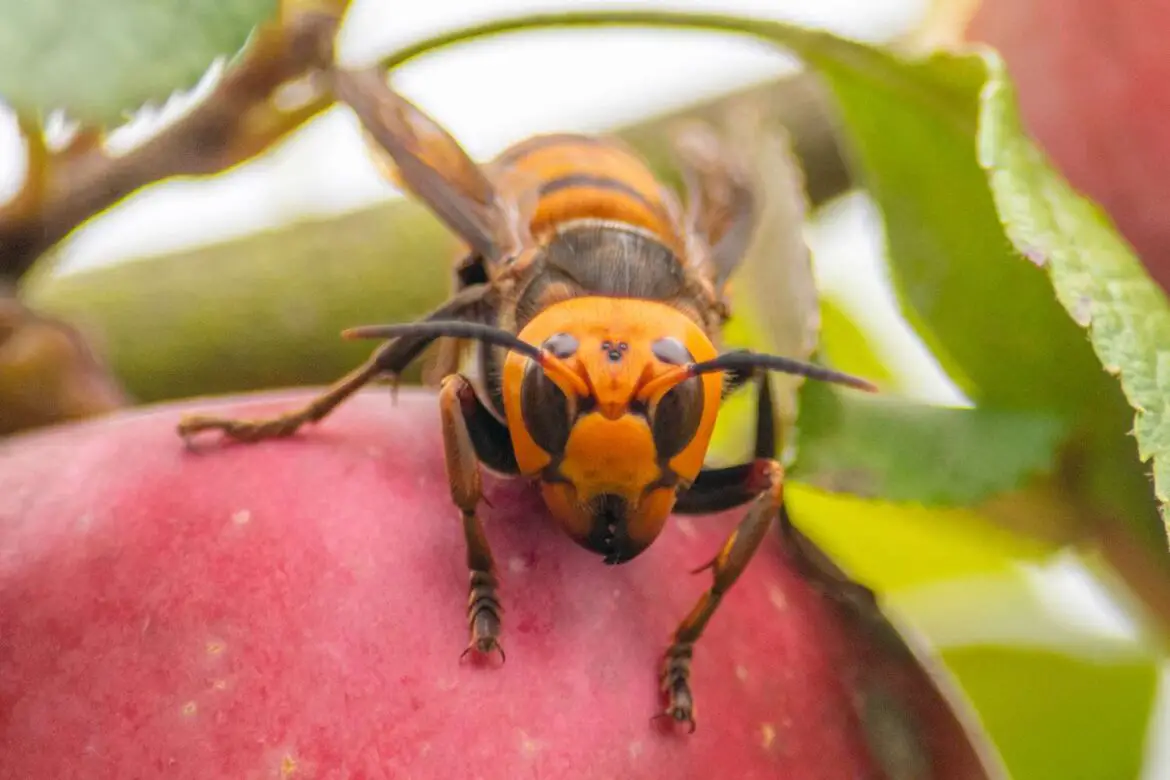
top-left (660, 374), bottom-right (876, 730)
top-left (177, 286), bottom-right (489, 444)
top-left (439, 372), bottom-right (514, 663)
top-left (658, 459), bottom-right (784, 732)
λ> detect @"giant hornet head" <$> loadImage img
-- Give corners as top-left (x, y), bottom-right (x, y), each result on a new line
top-left (346, 296), bottom-right (874, 565)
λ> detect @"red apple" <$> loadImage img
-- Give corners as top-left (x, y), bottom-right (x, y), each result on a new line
top-left (967, 1), bottom-right (1170, 292)
top-left (0, 389), bottom-right (994, 778)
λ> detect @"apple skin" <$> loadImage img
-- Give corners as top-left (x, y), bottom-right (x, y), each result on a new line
top-left (967, 1), bottom-right (1170, 292)
top-left (0, 389), bottom-right (982, 779)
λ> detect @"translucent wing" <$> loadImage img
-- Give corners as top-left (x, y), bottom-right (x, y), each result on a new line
top-left (333, 68), bottom-right (530, 264)
top-left (672, 121), bottom-right (758, 292)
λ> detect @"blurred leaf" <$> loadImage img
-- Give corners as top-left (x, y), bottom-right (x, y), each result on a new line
top-left (25, 202), bottom-right (458, 402)
top-left (730, 119), bottom-right (820, 451)
top-left (796, 292), bottom-right (1069, 507)
top-left (786, 484), bottom-right (1053, 592)
top-left (943, 647), bottom-right (1159, 780)
top-left (978, 50), bottom-right (1170, 540)
top-left (795, 45), bottom-right (1159, 542)
top-left (889, 559), bottom-right (1157, 656)
top-left (0, 0), bottom-right (277, 124)
top-left (789, 482), bottom-right (1162, 779)
top-left (802, 53), bottom-right (1088, 409)
top-left (715, 293), bottom-right (1068, 508)
top-left (817, 296), bottom-right (901, 389)
top-left (886, 564), bottom-right (1161, 780)
top-left (796, 386), bottom-right (1067, 505)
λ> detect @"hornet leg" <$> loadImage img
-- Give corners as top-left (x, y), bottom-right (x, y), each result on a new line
top-left (680, 372), bottom-right (873, 601)
top-left (177, 286), bottom-right (488, 443)
top-left (439, 373), bottom-right (508, 663)
top-left (662, 375), bottom-right (876, 729)
top-left (178, 357), bottom-right (384, 442)
top-left (659, 459), bottom-right (783, 732)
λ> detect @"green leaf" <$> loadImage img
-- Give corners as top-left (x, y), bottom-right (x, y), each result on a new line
top-left (795, 385), bottom-right (1067, 505)
top-left (789, 489), bottom-right (1162, 780)
top-left (26, 200), bottom-right (456, 402)
top-left (977, 50), bottom-right (1170, 539)
top-left (0, 0), bottom-right (277, 124)
top-left (797, 293), bottom-right (1068, 508)
top-left (800, 45), bottom-right (1160, 542)
top-left (942, 647), bottom-right (1159, 780)
top-left (787, 486), bottom-right (1161, 779)
top-left (816, 297), bottom-right (902, 390)
top-left (786, 484), bottom-right (1053, 591)
top-left (712, 292), bottom-right (1068, 507)
top-left (803, 51), bottom-right (1106, 412)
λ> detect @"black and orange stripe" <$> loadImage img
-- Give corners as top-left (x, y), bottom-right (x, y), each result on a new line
top-left (488, 134), bottom-right (686, 255)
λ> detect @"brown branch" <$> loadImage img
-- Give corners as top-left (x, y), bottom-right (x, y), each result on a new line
top-left (0, 2), bottom-right (350, 283)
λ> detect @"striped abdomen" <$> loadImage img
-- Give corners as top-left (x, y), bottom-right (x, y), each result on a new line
top-left (488, 134), bottom-right (687, 255)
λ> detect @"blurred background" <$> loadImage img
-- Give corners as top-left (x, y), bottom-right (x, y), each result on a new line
top-left (2, 1), bottom-right (1168, 777)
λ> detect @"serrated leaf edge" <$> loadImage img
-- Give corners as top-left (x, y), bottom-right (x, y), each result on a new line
top-left (975, 48), bottom-right (1170, 541)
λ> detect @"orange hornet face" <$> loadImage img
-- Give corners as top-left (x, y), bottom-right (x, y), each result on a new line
top-left (501, 296), bottom-right (724, 564)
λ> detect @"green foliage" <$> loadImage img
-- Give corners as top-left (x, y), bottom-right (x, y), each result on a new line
top-left (26, 201), bottom-right (454, 402)
top-left (792, 485), bottom-right (1160, 780)
top-left (0, 0), bottom-right (277, 124)
top-left (793, 295), bottom-right (1070, 507)
top-left (713, 293), bottom-right (1070, 508)
top-left (796, 387), bottom-right (1067, 505)
top-left (786, 485), bottom-right (1052, 590)
top-left (943, 647), bottom-right (1159, 780)
top-left (810, 52), bottom-right (1104, 412)
top-left (802, 44), bottom-right (1159, 544)
top-left (978, 50), bottom-right (1170, 539)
